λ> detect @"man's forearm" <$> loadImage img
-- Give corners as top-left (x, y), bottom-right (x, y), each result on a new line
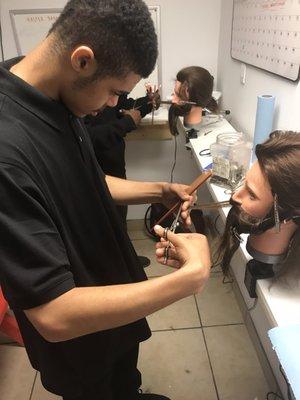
top-left (25, 267), bottom-right (203, 342)
top-left (106, 175), bottom-right (165, 205)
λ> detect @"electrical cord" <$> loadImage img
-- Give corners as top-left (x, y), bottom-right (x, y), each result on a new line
top-left (199, 148), bottom-right (211, 157)
top-left (214, 214), bottom-right (221, 235)
top-left (222, 275), bottom-right (233, 284)
top-left (210, 261), bottom-right (222, 270)
top-left (170, 132), bottom-right (178, 183)
top-left (144, 205), bottom-right (157, 239)
top-left (266, 392), bottom-right (284, 400)
top-left (247, 298), bottom-right (258, 311)
top-left (0, 23), bottom-right (4, 61)
top-left (280, 364), bottom-right (294, 400)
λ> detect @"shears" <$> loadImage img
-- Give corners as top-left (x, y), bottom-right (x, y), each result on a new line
top-left (152, 170), bottom-right (213, 264)
top-left (162, 204), bottom-right (182, 265)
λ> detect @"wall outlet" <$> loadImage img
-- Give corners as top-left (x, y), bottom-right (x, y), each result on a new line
top-left (240, 63), bottom-right (247, 85)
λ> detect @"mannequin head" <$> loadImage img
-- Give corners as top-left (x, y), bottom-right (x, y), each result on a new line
top-left (232, 161), bottom-right (274, 219)
top-left (168, 66), bottom-right (218, 135)
top-left (172, 66), bottom-right (215, 107)
top-left (219, 131), bottom-right (300, 274)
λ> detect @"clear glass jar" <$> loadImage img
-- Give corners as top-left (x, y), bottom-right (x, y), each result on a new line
top-left (210, 132), bottom-right (251, 189)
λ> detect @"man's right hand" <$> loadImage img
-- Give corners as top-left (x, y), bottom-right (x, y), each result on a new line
top-left (122, 109), bottom-right (142, 126)
top-left (154, 225), bottom-right (211, 293)
top-left (145, 83), bottom-right (161, 110)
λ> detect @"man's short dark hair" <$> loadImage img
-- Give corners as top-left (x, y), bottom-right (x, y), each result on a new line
top-left (48, 0), bottom-right (158, 80)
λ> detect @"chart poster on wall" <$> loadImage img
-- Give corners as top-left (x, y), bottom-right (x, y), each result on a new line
top-left (231, 0), bottom-right (300, 81)
top-left (7, 5), bottom-right (161, 98)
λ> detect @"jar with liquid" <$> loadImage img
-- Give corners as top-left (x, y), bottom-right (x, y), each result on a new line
top-left (210, 132), bottom-right (251, 189)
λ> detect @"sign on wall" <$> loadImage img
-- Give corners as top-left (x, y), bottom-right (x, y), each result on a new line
top-left (9, 9), bottom-right (60, 56)
top-left (231, 0), bottom-right (300, 81)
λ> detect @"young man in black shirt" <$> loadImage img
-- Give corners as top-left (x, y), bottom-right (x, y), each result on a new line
top-left (0, 1), bottom-right (211, 399)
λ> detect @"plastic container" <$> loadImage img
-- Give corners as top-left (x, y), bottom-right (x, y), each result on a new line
top-left (210, 132), bottom-right (251, 189)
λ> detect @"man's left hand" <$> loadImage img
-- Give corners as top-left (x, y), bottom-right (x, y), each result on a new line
top-left (122, 109), bottom-right (142, 126)
top-left (161, 183), bottom-right (196, 227)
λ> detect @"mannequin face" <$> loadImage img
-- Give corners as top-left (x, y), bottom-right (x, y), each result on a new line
top-left (171, 80), bottom-right (188, 104)
top-left (219, 161), bottom-right (276, 273)
top-left (232, 161), bottom-right (274, 219)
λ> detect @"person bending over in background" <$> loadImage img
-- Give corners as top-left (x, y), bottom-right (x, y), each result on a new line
top-left (85, 91), bottom-right (159, 268)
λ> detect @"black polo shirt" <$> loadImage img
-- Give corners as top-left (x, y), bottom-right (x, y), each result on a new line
top-left (0, 58), bottom-right (151, 397)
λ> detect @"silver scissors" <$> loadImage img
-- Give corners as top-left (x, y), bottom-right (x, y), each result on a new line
top-left (163, 204), bottom-right (182, 265)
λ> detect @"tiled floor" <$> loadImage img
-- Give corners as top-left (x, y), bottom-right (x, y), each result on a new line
top-left (0, 219), bottom-right (270, 400)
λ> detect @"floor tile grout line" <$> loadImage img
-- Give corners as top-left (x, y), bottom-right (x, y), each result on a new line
top-left (193, 295), bottom-right (221, 400)
top-left (151, 326), bottom-right (202, 333)
top-left (202, 322), bottom-right (244, 328)
top-left (29, 371), bottom-right (38, 400)
top-left (150, 322), bottom-right (245, 333)
top-left (197, 311), bottom-right (221, 400)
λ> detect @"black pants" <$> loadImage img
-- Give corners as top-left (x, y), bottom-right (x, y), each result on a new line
top-left (63, 345), bottom-right (141, 400)
top-left (116, 204), bottom-right (128, 231)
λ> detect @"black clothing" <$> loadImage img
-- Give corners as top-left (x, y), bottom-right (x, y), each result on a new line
top-left (63, 345), bottom-right (141, 400)
top-left (138, 256), bottom-right (151, 269)
top-left (85, 95), bottom-right (152, 226)
top-left (0, 58), bottom-right (151, 397)
top-left (85, 95), bottom-right (152, 179)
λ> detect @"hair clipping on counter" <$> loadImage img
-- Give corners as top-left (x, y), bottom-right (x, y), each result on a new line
top-left (199, 148), bottom-right (211, 157)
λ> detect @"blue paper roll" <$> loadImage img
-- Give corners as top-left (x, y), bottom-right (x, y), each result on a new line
top-left (252, 95), bottom-right (275, 162)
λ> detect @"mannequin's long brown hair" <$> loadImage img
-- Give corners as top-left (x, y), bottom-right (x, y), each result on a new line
top-left (169, 66), bottom-right (218, 135)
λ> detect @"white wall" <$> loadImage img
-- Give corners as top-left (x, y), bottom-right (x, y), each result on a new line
top-left (144, 0), bottom-right (221, 100)
top-left (0, 0), bottom-right (221, 94)
top-left (217, 0), bottom-right (300, 139)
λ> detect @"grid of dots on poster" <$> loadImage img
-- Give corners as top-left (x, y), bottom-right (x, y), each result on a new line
top-left (231, 0), bottom-right (300, 81)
